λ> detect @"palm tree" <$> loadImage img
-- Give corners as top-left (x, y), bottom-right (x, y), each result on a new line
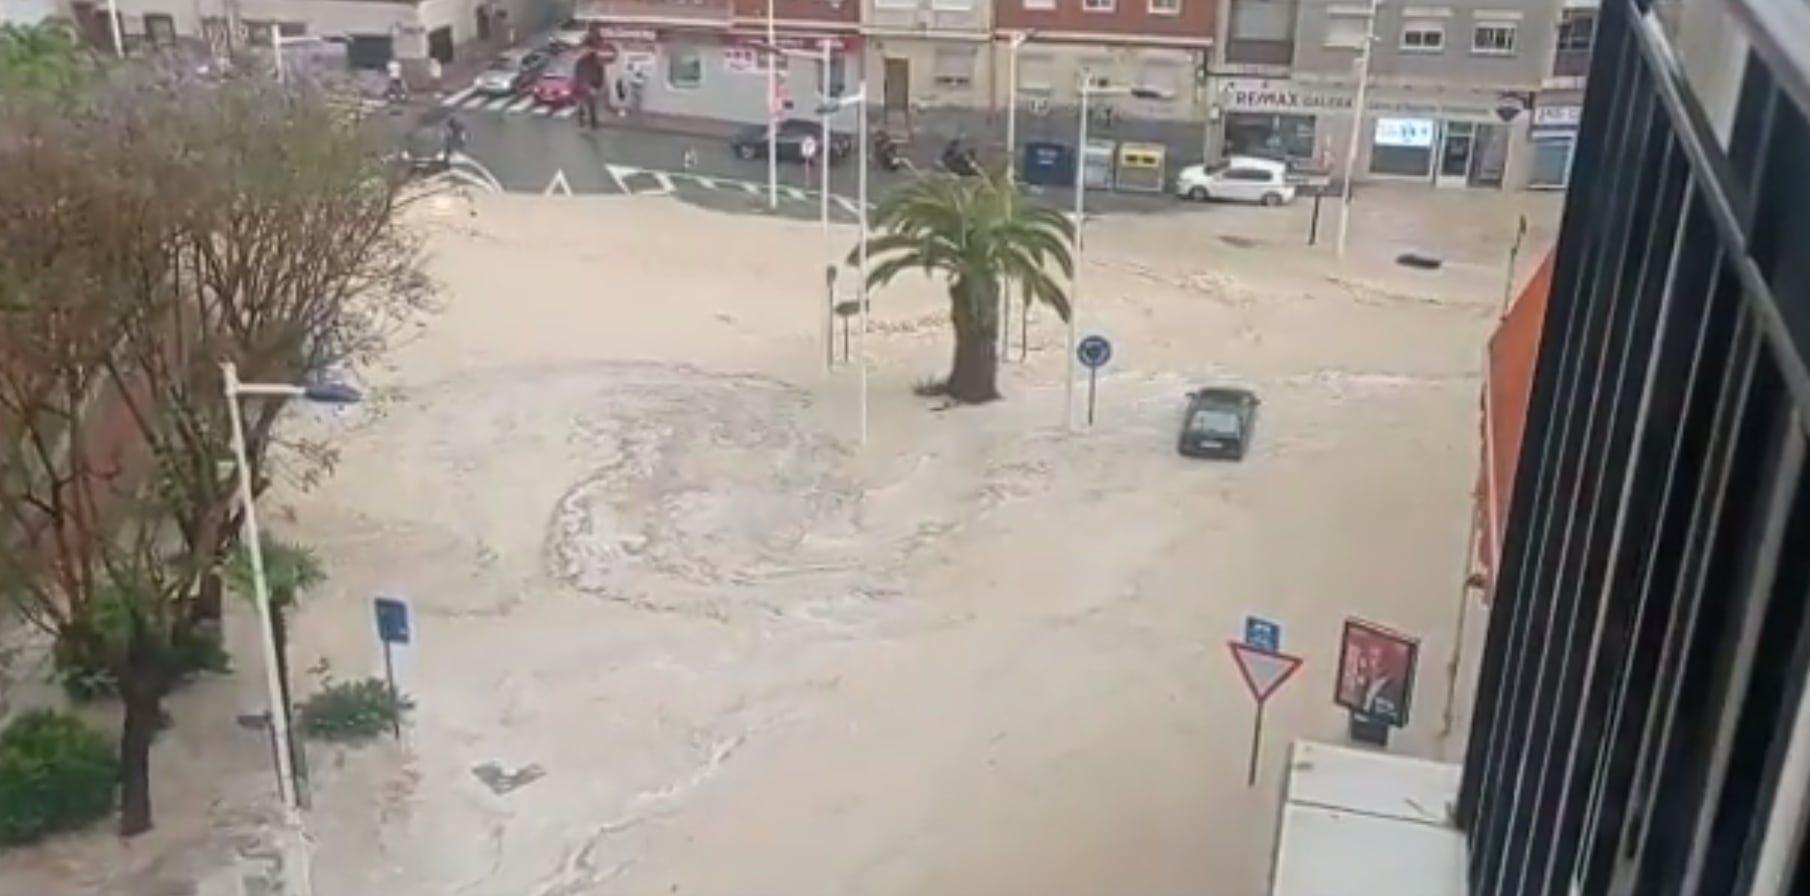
top-left (0, 23), bottom-right (84, 94)
top-left (223, 534), bottom-right (323, 717)
top-left (859, 170), bottom-right (1075, 404)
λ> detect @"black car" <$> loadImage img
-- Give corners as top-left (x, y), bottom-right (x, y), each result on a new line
top-left (1177, 387), bottom-right (1261, 460)
top-left (730, 118), bottom-right (854, 164)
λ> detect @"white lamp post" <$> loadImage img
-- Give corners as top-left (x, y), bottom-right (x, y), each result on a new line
top-left (1335, 0), bottom-right (1383, 259)
top-left (1001, 30), bottom-right (1035, 361)
top-left (759, 38), bottom-right (848, 371)
top-left (765, 0), bottom-right (779, 210)
top-left (1068, 74), bottom-right (1169, 430)
top-left (818, 85), bottom-right (871, 445)
top-left (221, 362), bottom-right (361, 896)
top-left (105, 0), bottom-right (123, 57)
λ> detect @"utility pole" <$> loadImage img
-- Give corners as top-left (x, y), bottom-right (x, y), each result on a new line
top-left (1335, 0), bottom-right (1383, 259)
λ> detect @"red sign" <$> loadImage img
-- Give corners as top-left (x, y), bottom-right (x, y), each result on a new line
top-left (1228, 641), bottom-right (1303, 704)
top-left (1333, 618), bottom-right (1420, 727)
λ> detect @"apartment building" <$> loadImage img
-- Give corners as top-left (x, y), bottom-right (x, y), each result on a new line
top-left (71, 0), bottom-right (560, 66)
top-left (561, 0), bottom-right (862, 126)
top-left (1214, 0), bottom-right (1592, 189)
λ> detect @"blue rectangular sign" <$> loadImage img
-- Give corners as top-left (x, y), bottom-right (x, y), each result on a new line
top-left (1243, 615), bottom-right (1281, 652)
top-left (374, 596), bottom-right (411, 645)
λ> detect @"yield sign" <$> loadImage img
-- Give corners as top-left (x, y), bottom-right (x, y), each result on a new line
top-left (1228, 641), bottom-right (1303, 704)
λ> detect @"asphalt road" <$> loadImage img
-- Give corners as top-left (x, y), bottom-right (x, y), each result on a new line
top-left (418, 93), bottom-right (1199, 224)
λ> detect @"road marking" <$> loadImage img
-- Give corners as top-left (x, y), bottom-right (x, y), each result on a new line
top-left (555, 106), bottom-right (577, 119)
top-left (603, 163), bottom-right (632, 193)
top-left (782, 186), bottom-right (808, 201)
top-left (695, 176), bottom-right (718, 189)
top-left (505, 96), bottom-right (537, 114)
top-left (478, 95), bottom-right (512, 112)
top-left (738, 182), bottom-right (760, 195)
top-left (652, 172), bottom-right (675, 193)
top-left (532, 104), bottom-right (554, 117)
top-left (834, 196), bottom-right (860, 215)
top-left (442, 87), bottom-right (479, 107)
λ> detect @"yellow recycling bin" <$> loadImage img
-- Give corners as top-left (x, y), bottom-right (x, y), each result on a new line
top-left (1115, 143), bottom-right (1166, 193)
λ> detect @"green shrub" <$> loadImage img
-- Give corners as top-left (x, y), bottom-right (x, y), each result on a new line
top-left (297, 678), bottom-right (410, 743)
top-left (52, 625), bottom-right (231, 702)
top-left (0, 709), bottom-right (119, 846)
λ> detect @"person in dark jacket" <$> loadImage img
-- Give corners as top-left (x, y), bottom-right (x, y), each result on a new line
top-left (573, 50), bottom-right (604, 129)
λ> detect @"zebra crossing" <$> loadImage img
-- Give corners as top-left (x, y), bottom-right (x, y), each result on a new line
top-left (603, 163), bottom-right (864, 216)
top-left (439, 86), bottom-right (580, 119)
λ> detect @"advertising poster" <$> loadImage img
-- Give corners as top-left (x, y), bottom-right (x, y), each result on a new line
top-left (1333, 617), bottom-right (1420, 728)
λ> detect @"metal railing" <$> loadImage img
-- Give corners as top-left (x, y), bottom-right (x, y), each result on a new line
top-left (1455, 0), bottom-right (1810, 895)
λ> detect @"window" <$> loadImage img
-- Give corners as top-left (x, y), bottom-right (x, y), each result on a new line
top-left (1324, 15), bottom-right (1369, 48)
top-left (1400, 21), bottom-right (1445, 51)
top-left (1023, 0), bottom-right (1056, 9)
top-left (667, 47), bottom-right (703, 89)
top-left (1138, 59), bottom-right (1183, 99)
top-left (1083, 0), bottom-right (1115, 11)
top-left (823, 55), bottom-right (847, 98)
top-left (1472, 21), bottom-right (1517, 53)
top-left (1081, 62), bottom-right (1114, 89)
top-left (143, 13), bottom-right (176, 47)
top-left (1017, 54), bottom-right (1054, 92)
top-left (930, 0), bottom-right (972, 10)
top-left (1149, 0), bottom-right (1181, 14)
top-left (1556, 10), bottom-right (1596, 50)
top-left (932, 46), bottom-right (975, 87)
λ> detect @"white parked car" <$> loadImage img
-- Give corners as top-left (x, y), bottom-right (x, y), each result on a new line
top-left (1175, 156), bottom-right (1297, 206)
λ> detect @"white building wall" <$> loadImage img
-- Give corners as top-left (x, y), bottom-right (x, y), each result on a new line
top-left (103, 0), bottom-right (475, 50)
top-left (0, 0), bottom-right (59, 25)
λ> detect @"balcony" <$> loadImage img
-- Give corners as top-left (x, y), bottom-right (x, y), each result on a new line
top-left (575, 0), bottom-right (733, 25)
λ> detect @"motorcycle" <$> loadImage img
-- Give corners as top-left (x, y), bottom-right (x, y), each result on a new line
top-left (940, 139), bottom-right (982, 177)
top-left (873, 129), bottom-right (908, 172)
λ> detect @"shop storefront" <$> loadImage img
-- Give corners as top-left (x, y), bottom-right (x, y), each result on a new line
top-left (1215, 77), bottom-right (1535, 188)
top-left (577, 23), bottom-right (860, 127)
top-left (1527, 100), bottom-right (1583, 189)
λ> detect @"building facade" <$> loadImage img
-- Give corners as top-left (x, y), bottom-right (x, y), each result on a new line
top-left (1456, 0), bottom-right (1810, 894)
top-left (1213, 0), bottom-right (1591, 189)
top-left (565, 0), bottom-right (862, 127)
top-left (69, 0), bottom-right (562, 65)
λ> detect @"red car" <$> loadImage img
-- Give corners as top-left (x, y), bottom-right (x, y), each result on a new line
top-left (532, 53), bottom-right (581, 106)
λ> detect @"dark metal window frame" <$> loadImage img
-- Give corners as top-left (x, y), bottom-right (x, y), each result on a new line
top-left (1455, 0), bottom-right (1810, 894)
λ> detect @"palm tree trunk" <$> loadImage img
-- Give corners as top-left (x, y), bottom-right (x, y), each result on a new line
top-left (946, 282), bottom-right (1002, 404)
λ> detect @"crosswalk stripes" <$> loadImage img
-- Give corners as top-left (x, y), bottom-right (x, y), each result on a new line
top-left (600, 162), bottom-right (860, 213)
top-left (440, 86), bottom-right (576, 118)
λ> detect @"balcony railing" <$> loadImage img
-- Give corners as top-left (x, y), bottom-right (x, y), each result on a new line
top-left (575, 0), bottom-right (733, 24)
top-left (1455, 1), bottom-right (1810, 896)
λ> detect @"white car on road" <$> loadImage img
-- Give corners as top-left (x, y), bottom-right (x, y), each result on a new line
top-left (1175, 156), bottom-right (1297, 206)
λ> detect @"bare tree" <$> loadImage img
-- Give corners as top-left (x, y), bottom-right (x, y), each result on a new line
top-left (0, 64), bottom-right (433, 835)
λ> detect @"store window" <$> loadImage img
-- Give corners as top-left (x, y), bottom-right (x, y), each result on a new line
top-left (1527, 135), bottom-right (1575, 188)
top-left (1325, 14), bottom-right (1368, 48)
top-left (143, 14), bottom-right (176, 47)
top-left (1370, 116), bottom-right (1437, 177)
top-left (1223, 112), bottom-right (1317, 164)
top-left (667, 47), bottom-right (703, 89)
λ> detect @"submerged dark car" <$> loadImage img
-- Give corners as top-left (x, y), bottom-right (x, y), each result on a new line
top-left (1177, 387), bottom-right (1261, 460)
top-left (730, 118), bottom-right (854, 164)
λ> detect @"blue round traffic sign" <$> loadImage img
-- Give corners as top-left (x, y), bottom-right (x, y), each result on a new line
top-left (1077, 334), bottom-right (1113, 369)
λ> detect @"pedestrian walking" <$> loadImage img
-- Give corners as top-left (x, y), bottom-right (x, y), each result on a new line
top-left (574, 49), bottom-right (604, 130)
top-left (427, 56), bottom-right (443, 94)
top-left (614, 75), bottom-right (629, 117)
top-left (385, 58), bottom-right (406, 102)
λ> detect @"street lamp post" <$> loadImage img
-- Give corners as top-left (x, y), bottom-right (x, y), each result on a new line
top-left (1335, 0), bottom-right (1383, 259)
top-left (766, 0), bottom-right (779, 210)
top-left (818, 85), bottom-right (871, 445)
top-left (1001, 30), bottom-right (1034, 361)
top-left (820, 38), bottom-right (834, 374)
top-left (1068, 75), bottom-right (1169, 430)
top-left (222, 362), bottom-right (361, 896)
top-left (105, 0), bottom-right (123, 57)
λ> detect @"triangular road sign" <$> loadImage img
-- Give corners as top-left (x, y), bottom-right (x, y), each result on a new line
top-left (543, 169), bottom-right (573, 197)
top-left (1228, 641), bottom-right (1304, 704)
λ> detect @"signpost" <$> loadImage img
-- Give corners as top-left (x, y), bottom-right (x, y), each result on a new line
top-left (372, 596), bottom-right (412, 742)
top-left (1228, 639), bottom-right (1303, 786)
top-left (1333, 617), bottom-right (1420, 748)
top-left (1244, 615), bottom-right (1282, 652)
top-left (1076, 334), bottom-right (1113, 426)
